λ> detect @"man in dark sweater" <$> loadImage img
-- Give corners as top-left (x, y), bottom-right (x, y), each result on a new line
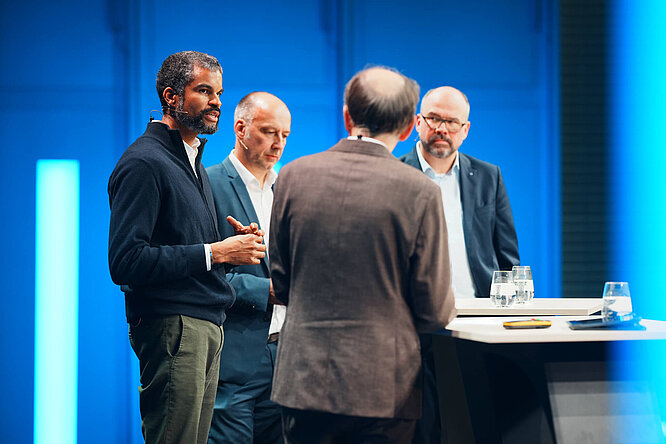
top-left (108, 51), bottom-right (266, 444)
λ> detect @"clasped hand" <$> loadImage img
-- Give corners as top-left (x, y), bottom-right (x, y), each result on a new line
top-left (210, 216), bottom-right (266, 265)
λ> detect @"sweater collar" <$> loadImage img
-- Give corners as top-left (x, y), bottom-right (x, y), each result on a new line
top-left (145, 121), bottom-right (208, 166)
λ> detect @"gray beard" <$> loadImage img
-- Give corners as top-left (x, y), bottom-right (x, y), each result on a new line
top-left (174, 103), bottom-right (218, 135)
top-left (422, 137), bottom-right (455, 159)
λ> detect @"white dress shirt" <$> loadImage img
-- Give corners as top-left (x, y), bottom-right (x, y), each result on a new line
top-left (183, 136), bottom-right (214, 272)
top-left (416, 143), bottom-right (476, 299)
top-left (229, 152), bottom-right (285, 335)
top-left (183, 137), bottom-right (201, 178)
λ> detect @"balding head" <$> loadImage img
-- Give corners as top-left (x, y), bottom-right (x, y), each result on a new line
top-left (234, 91), bottom-right (290, 124)
top-left (233, 91), bottom-right (291, 184)
top-left (344, 66), bottom-right (420, 137)
top-left (416, 86), bottom-right (471, 168)
top-left (420, 86), bottom-right (470, 120)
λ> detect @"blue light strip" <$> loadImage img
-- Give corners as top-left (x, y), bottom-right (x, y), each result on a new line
top-left (610, 0), bottom-right (666, 437)
top-left (610, 0), bottom-right (666, 319)
top-left (34, 160), bottom-right (79, 444)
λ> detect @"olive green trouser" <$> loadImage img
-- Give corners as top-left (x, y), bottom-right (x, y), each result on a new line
top-left (129, 314), bottom-right (224, 444)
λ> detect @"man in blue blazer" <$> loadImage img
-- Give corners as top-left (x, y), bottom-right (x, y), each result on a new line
top-left (206, 92), bottom-right (291, 444)
top-left (399, 86), bottom-right (519, 444)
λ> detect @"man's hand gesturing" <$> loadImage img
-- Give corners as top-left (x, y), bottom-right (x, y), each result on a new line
top-left (227, 215), bottom-right (264, 237)
top-left (211, 233), bottom-right (266, 265)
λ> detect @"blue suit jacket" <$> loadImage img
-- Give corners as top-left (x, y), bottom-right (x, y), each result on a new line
top-left (399, 146), bottom-right (520, 297)
top-left (207, 156), bottom-right (272, 384)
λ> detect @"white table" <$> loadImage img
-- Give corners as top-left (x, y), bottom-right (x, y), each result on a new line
top-left (433, 300), bottom-right (666, 444)
top-left (446, 315), bottom-right (666, 343)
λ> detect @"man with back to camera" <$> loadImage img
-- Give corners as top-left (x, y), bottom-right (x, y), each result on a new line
top-left (108, 51), bottom-right (267, 444)
top-left (206, 92), bottom-right (291, 444)
top-left (400, 86), bottom-right (520, 443)
top-left (268, 66), bottom-right (457, 443)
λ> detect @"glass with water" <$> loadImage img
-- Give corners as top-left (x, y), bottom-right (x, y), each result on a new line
top-left (512, 266), bottom-right (534, 304)
top-left (490, 271), bottom-right (516, 307)
top-left (602, 281), bottom-right (630, 320)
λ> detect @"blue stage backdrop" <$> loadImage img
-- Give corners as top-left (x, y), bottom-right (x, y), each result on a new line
top-left (1, 0), bottom-right (560, 442)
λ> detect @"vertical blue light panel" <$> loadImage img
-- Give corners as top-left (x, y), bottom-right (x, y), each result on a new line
top-left (610, 0), bottom-right (666, 320)
top-left (610, 0), bottom-right (666, 437)
top-left (34, 160), bottom-right (79, 444)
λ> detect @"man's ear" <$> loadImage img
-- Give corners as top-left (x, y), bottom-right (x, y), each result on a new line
top-left (163, 87), bottom-right (179, 109)
top-left (343, 105), bottom-right (354, 133)
top-left (461, 120), bottom-right (471, 141)
top-left (397, 115), bottom-right (416, 141)
top-left (234, 119), bottom-right (247, 139)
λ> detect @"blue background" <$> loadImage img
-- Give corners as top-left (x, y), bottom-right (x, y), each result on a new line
top-left (1, 0), bottom-right (663, 442)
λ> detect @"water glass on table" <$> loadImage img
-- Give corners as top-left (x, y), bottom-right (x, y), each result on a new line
top-left (512, 265), bottom-right (534, 304)
top-left (490, 270), bottom-right (516, 307)
top-left (602, 281), bottom-right (631, 320)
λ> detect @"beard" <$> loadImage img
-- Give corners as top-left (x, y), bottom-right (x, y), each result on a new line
top-left (421, 134), bottom-right (456, 159)
top-left (174, 101), bottom-right (219, 135)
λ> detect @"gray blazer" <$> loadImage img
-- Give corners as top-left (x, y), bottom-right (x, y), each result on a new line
top-left (269, 139), bottom-right (456, 420)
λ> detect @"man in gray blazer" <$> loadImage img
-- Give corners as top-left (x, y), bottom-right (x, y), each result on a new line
top-left (207, 92), bottom-right (291, 444)
top-left (269, 67), bottom-right (457, 443)
top-left (400, 86), bottom-right (519, 444)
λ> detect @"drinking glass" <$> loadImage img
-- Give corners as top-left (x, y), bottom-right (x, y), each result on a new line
top-left (512, 266), bottom-right (534, 304)
top-left (490, 271), bottom-right (516, 307)
top-left (602, 281), bottom-right (631, 320)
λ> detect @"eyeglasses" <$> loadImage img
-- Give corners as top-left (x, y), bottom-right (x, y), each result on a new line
top-left (420, 114), bottom-right (467, 133)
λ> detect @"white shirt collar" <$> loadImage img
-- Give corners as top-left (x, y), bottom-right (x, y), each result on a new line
top-left (416, 141), bottom-right (459, 177)
top-left (347, 135), bottom-right (388, 149)
top-left (183, 138), bottom-right (201, 177)
top-left (229, 150), bottom-right (278, 190)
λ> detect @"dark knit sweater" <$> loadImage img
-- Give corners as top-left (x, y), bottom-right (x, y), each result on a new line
top-left (108, 122), bottom-right (235, 325)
